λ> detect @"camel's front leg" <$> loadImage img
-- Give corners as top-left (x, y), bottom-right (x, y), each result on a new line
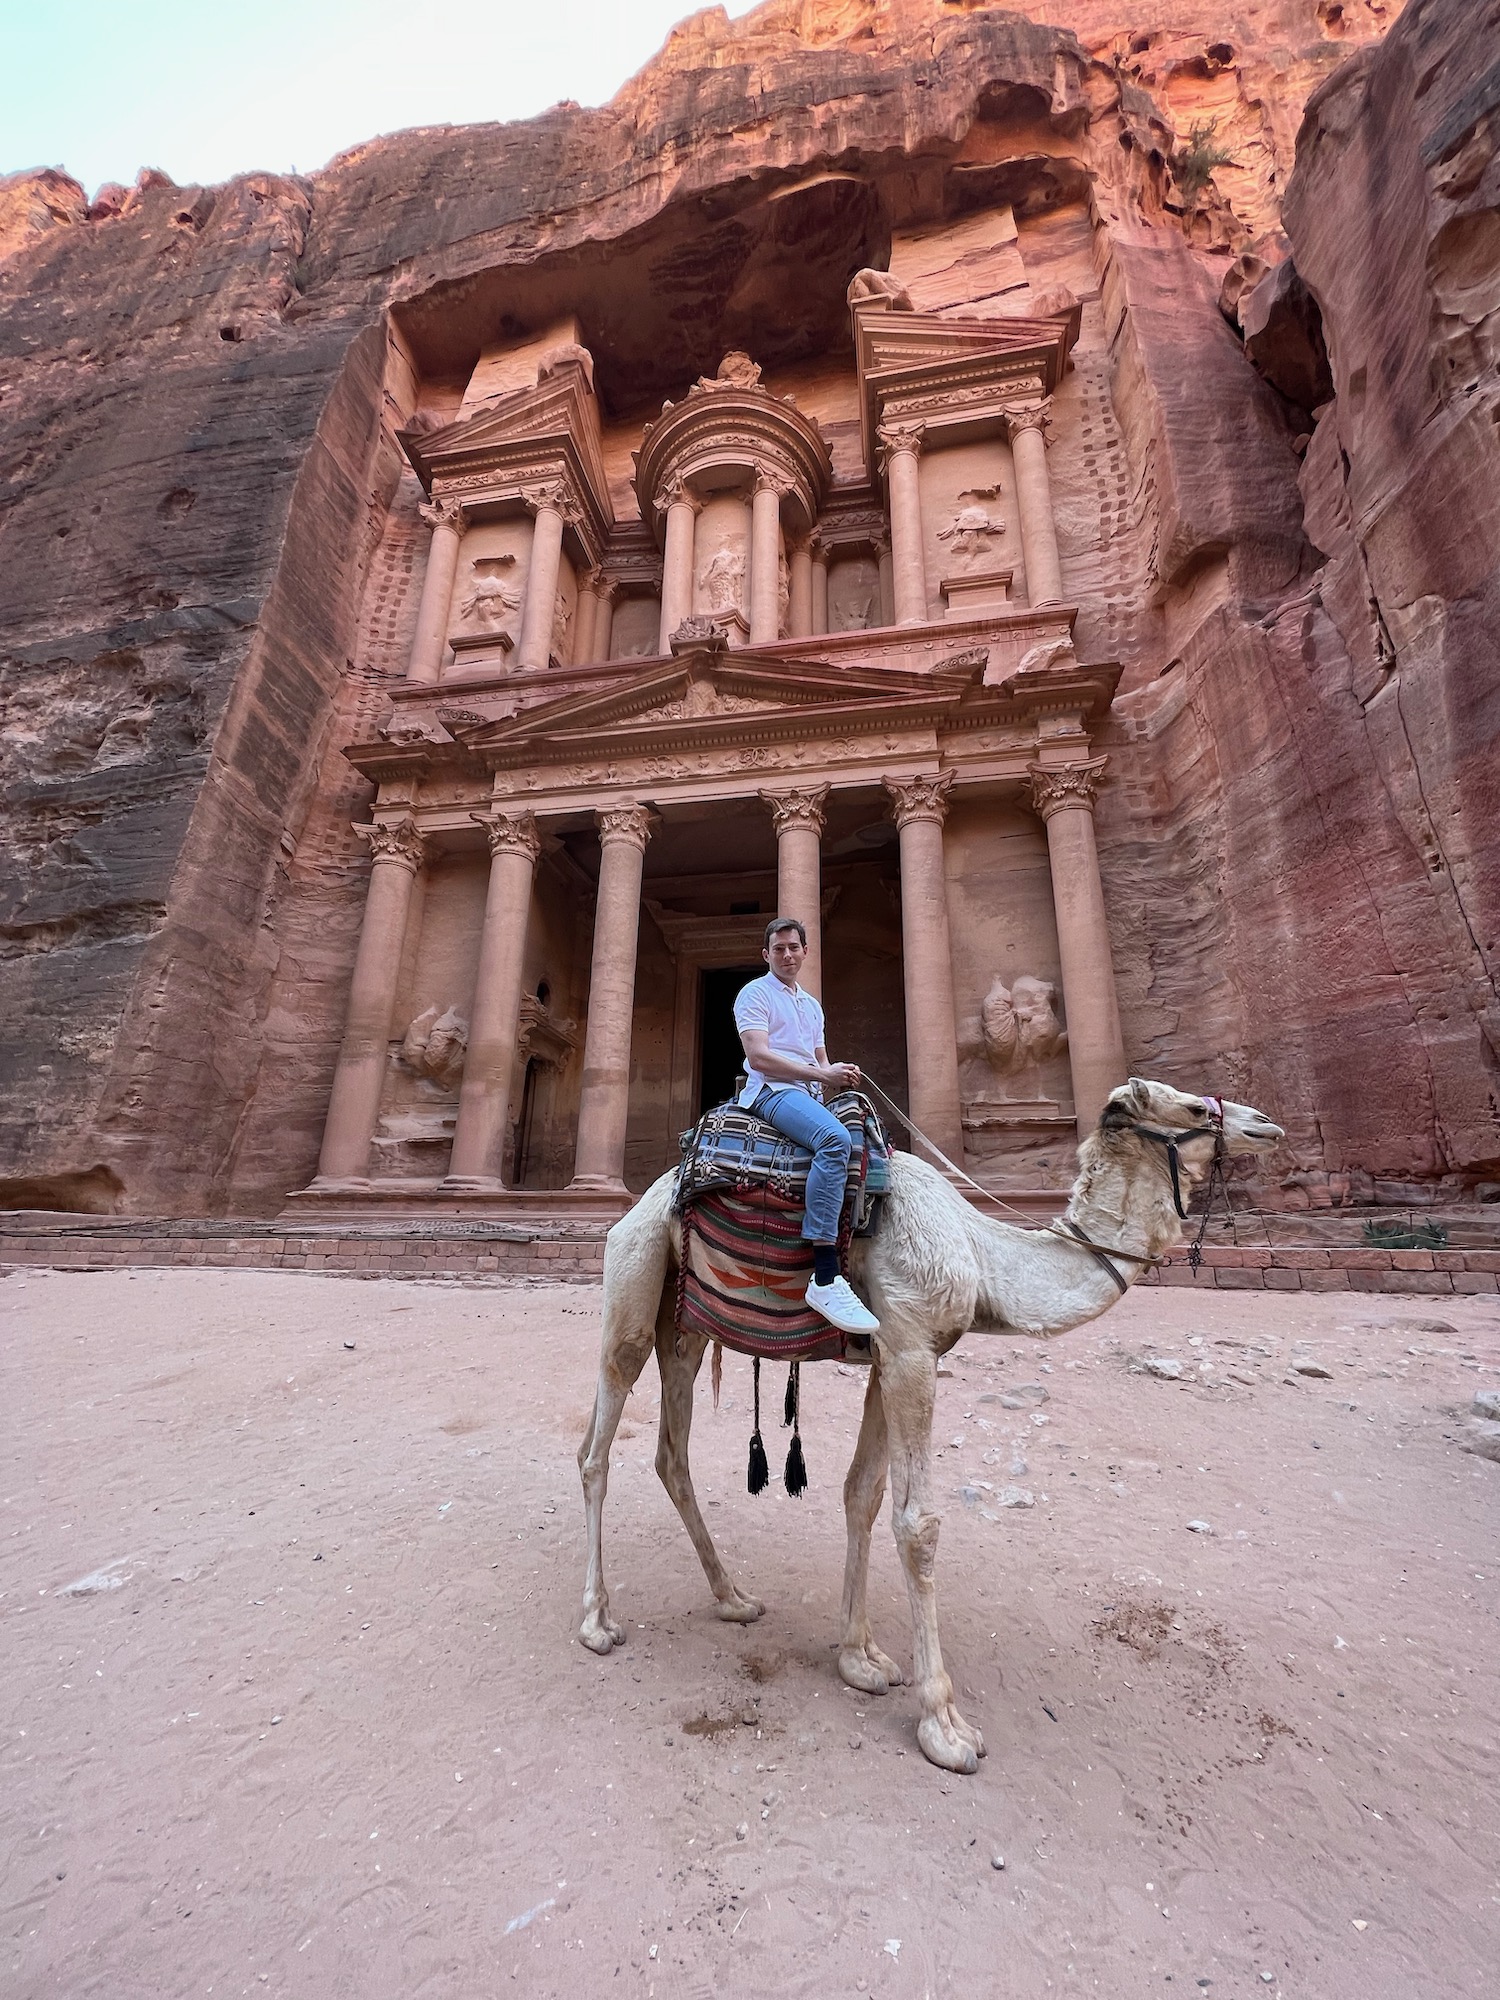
top-left (882, 1347), bottom-right (985, 1775)
top-left (577, 1283), bottom-right (664, 1656)
top-left (656, 1329), bottom-right (764, 1625)
top-left (838, 1362), bottom-right (904, 1695)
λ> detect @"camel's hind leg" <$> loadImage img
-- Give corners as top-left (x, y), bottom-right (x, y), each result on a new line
top-left (881, 1344), bottom-right (986, 1775)
top-left (578, 1177), bottom-right (674, 1655)
top-left (838, 1362), bottom-right (905, 1695)
top-left (656, 1329), bottom-right (764, 1625)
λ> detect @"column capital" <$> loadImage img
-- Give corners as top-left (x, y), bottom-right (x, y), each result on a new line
top-left (876, 419), bottom-right (926, 470)
top-left (521, 480), bottom-right (579, 525)
top-left (472, 808), bottom-right (542, 862)
top-left (583, 568), bottom-right (621, 604)
top-left (884, 770), bottom-right (955, 829)
top-left (872, 528), bottom-right (892, 559)
top-left (418, 496), bottom-right (465, 534)
top-left (809, 531), bottom-right (831, 566)
top-left (752, 464), bottom-right (793, 500)
top-left (655, 474), bottom-right (703, 518)
top-left (1028, 756), bottom-right (1108, 820)
top-left (1003, 399), bottom-right (1055, 446)
top-left (355, 815), bottom-right (425, 873)
top-left (596, 802), bottom-right (659, 852)
top-left (760, 783), bottom-right (829, 838)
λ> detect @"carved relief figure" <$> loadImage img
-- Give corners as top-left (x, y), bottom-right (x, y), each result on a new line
top-left (981, 975), bottom-right (1067, 1074)
top-left (698, 546), bottom-right (746, 614)
top-left (458, 555), bottom-right (523, 634)
top-left (846, 267), bottom-right (913, 310)
top-left (697, 351), bottom-right (762, 391)
top-left (937, 504), bottom-right (1007, 565)
top-left (551, 592), bottom-right (572, 662)
top-left (399, 1004), bottom-right (469, 1089)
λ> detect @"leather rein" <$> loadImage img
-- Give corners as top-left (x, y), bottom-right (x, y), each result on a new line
top-left (1049, 1097), bottom-right (1228, 1294)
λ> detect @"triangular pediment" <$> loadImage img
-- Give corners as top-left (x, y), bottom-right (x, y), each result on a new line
top-left (400, 359), bottom-right (610, 525)
top-left (856, 309), bottom-right (1069, 381)
top-left (466, 648), bottom-right (987, 759)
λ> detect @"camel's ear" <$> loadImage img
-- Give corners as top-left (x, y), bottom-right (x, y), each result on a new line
top-left (1126, 1076), bottom-right (1153, 1112)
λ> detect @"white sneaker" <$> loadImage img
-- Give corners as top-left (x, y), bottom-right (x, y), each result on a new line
top-left (805, 1274), bottom-right (879, 1334)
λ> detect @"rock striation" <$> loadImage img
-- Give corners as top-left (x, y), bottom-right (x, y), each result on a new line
top-left (1, 0), bottom-right (1495, 1217)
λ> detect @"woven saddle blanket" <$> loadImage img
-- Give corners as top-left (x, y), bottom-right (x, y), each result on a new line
top-left (677, 1186), bottom-right (848, 1364)
top-left (673, 1090), bottom-right (892, 1216)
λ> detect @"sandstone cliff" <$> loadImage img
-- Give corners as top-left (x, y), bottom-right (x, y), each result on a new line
top-left (3, 0), bottom-right (1494, 1215)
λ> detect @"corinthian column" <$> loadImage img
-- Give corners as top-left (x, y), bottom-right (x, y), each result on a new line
top-left (749, 471), bottom-right (785, 645)
top-left (1005, 402), bottom-right (1064, 608)
top-left (446, 811), bottom-right (542, 1182)
top-left (407, 500), bottom-right (464, 684)
top-left (657, 480), bottom-right (699, 653)
top-left (574, 569), bottom-right (604, 665)
top-left (761, 785), bottom-right (829, 998)
top-left (516, 485), bottom-right (568, 671)
top-left (1029, 758), bottom-right (1125, 1135)
top-left (810, 536), bottom-right (830, 636)
top-left (877, 422), bottom-right (929, 625)
top-left (884, 772), bottom-right (964, 1164)
top-left (570, 804), bottom-right (657, 1193)
top-left (317, 816), bottom-right (425, 1178)
top-left (788, 538), bottom-right (813, 638)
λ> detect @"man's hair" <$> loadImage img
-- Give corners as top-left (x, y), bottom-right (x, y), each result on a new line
top-left (764, 915), bottom-right (807, 950)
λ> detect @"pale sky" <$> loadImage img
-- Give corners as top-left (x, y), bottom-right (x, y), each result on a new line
top-left (1, 0), bottom-right (755, 198)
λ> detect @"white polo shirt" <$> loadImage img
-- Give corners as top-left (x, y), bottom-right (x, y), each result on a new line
top-left (732, 972), bottom-right (825, 1109)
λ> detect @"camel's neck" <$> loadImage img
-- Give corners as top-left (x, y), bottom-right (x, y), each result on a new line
top-left (1064, 1134), bottom-right (1206, 1266)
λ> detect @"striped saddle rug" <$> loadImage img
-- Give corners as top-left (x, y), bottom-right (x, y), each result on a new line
top-left (673, 1089), bottom-right (891, 1222)
top-left (676, 1186), bottom-right (848, 1364)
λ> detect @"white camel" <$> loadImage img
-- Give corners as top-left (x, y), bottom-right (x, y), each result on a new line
top-left (577, 1079), bottom-right (1283, 1773)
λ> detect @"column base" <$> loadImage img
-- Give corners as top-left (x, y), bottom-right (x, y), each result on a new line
top-left (566, 1174), bottom-right (631, 1199)
top-left (280, 1177), bottom-right (631, 1225)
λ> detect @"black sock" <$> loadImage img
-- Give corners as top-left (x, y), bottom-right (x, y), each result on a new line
top-left (812, 1243), bottom-right (839, 1286)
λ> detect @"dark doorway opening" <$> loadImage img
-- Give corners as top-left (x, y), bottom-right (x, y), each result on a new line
top-left (698, 964), bottom-right (762, 1113)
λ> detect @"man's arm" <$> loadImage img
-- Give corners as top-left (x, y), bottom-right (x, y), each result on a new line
top-left (741, 1028), bottom-right (859, 1091)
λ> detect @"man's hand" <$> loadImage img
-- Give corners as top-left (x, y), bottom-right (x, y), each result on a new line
top-left (822, 1061), bottom-right (861, 1090)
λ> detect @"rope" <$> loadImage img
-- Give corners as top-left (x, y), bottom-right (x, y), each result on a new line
top-left (858, 1073), bottom-right (1041, 1222)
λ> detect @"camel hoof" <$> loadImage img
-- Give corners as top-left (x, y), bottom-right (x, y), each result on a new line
top-left (917, 1711), bottom-right (981, 1775)
top-left (579, 1612), bottom-right (624, 1655)
top-left (838, 1647), bottom-right (891, 1696)
top-left (866, 1642), bottom-right (904, 1688)
top-left (715, 1589), bottom-right (765, 1624)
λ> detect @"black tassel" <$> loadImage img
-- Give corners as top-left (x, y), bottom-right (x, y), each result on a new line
top-left (783, 1362), bottom-right (807, 1496)
top-left (747, 1357), bottom-right (769, 1494)
top-left (783, 1431), bottom-right (807, 1498)
top-left (783, 1362), bottom-right (798, 1428)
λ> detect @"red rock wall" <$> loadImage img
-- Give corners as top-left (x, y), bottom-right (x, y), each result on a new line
top-left (3, 0), bottom-right (1493, 1215)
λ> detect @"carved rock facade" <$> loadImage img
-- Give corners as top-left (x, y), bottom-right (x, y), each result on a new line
top-left (2, 0), bottom-right (1495, 1220)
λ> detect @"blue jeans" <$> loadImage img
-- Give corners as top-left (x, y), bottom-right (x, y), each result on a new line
top-left (753, 1087), bottom-right (851, 1245)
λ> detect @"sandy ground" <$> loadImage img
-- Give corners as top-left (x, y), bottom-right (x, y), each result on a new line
top-left (2, 1266), bottom-right (1497, 2000)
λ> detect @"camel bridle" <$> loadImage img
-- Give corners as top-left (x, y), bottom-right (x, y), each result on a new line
top-left (1050, 1094), bottom-right (1228, 1293)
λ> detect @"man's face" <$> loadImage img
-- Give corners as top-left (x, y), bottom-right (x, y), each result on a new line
top-left (764, 928), bottom-right (806, 983)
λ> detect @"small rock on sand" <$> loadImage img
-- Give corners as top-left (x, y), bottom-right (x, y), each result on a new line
top-left (1137, 1356), bottom-right (1183, 1380)
top-left (1293, 1360), bottom-right (1333, 1378)
top-left (1461, 1420), bottom-right (1500, 1463)
top-left (996, 1486), bottom-right (1034, 1509)
top-left (998, 1383), bottom-right (1049, 1409)
top-left (1186, 1519), bottom-right (1214, 1535)
top-left (1471, 1389), bottom-right (1500, 1421)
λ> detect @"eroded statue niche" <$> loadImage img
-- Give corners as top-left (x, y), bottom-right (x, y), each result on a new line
top-left (938, 498), bottom-right (1007, 567)
top-left (982, 975), bottom-right (1067, 1077)
top-left (458, 556), bottom-right (522, 645)
top-left (399, 1004), bottom-right (469, 1090)
top-left (698, 546), bottom-right (746, 614)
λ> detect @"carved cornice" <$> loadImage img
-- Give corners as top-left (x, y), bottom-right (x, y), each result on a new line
top-left (760, 783), bottom-right (830, 837)
top-left (596, 802), bottom-right (659, 852)
top-left (356, 815), bottom-right (426, 872)
top-left (1028, 756), bottom-right (1107, 820)
top-left (884, 770), bottom-right (955, 829)
top-left (472, 808), bottom-right (541, 862)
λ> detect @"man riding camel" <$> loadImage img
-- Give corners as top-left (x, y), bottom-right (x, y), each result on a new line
top-left (732, 916), bottom-right (881, 1336)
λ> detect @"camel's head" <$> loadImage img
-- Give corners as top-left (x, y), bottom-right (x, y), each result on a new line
top-left (1099, 1078), bottom-right (1284, 1162)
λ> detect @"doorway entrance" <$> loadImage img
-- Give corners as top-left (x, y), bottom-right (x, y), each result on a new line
top-left (698, 964), bottom-right (762, 1113)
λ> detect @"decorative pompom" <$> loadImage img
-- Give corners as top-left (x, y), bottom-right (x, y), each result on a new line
top-left (747, 1429), bottom-right (769, 1495)
top-left (783, 1432), bottom-right (808, 1498)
